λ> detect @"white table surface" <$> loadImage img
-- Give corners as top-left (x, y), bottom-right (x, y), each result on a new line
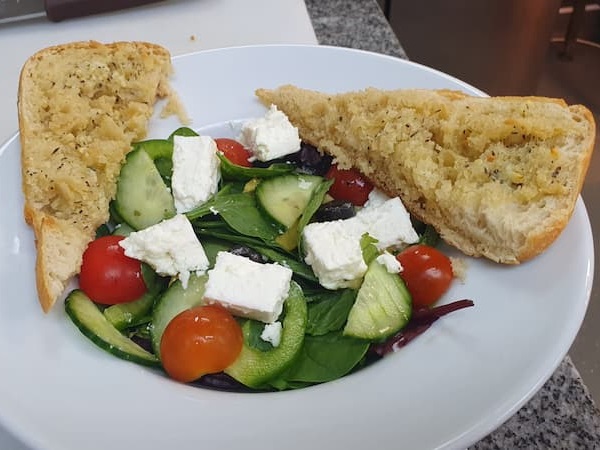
top-left (0, 0), bottom-right (318, 146)
top-left (0, 1), bottom-right (317, 448)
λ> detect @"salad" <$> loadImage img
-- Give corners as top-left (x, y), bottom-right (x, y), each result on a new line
top-left (64, 108), bottom-right (473, 392)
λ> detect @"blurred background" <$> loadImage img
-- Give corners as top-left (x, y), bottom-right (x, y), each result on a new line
top-left (378, 0), bottom-right (600, 405)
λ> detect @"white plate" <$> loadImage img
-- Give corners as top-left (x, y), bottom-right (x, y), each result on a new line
top-left (0, 44), bottom-right (594, 450)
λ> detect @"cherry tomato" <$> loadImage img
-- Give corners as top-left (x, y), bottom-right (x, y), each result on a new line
top-left (160, 305), bottom-right (243, 382)
top-left (396, 244), bottom-right (453, 309)
top-left (79, 235), bottom-right (147, 305)
top-left (215, 138), bottom-right (252, 167)
top-left (325, 164), bottom-right (374, 206)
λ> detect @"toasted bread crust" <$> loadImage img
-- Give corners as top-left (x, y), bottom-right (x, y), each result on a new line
top-left (256, 85), bottom-right (596, 263)
top-left (19, 41), bottom-right (178, 312)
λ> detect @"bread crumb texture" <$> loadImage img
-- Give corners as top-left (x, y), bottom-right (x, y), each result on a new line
top-left (449, 256), bottom-right (468, 282)
top-left (256, 86), bottom-right (596, 263)
top-left (18, 41), bottom-right (176, 311)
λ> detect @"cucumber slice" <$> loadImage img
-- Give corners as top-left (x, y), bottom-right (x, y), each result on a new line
top-left (114, 147), bottom-right (176, 230)
top-left (150, 273), bottom-right (208, 358)
top-left (65, 290), bottom-right (160, 367)
top-left (225, 281), bottom-right (307, 389)
top-left (102, 251), bottom-right (167, 330)
top-left (103, 291), bottom-right (156, 330)
top-left (256, 174), bottom-right (324, 229)
top-left (133, 139), bottom-right (174, 183)
top-left (343, 258), bottom-right (412, 341)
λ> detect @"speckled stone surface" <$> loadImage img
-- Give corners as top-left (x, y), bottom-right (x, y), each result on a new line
top-left (305, 0), bottom-right (407, 59)
top-left (472, 358), bottom-right (600, 449)
top-left (304, 0), bottom-right (600, 447)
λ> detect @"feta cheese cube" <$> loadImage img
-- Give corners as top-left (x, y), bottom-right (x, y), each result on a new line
top-left (363, 188), bottom-right (391, 208)
top-left (376, 251), bottom-right (402, 274)
top-left (204, 251), bottom-right (292, 323)
top-left (238, 104), bottom-right (301, 161)
top-left (260, 321), bottom-right (283, 347)
top-left (302, 220), bottom-right (368, 290)
top-left (302, 197), bottom-right (418, 289)
top-left (119, 214), bottom-right (209, 288)
top-left (172, 135), bottom-right (221, 213)
top-left (355, 197), bottom-right (419, 249)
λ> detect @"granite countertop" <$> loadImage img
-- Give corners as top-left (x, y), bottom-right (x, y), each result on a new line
top-left (304, 0), bottom-right (600, 448)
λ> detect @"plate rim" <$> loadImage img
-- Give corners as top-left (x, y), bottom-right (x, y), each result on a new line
top-left (0, 43), bottom-right (594, 450)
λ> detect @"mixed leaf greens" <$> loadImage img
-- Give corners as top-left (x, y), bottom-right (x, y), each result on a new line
top-left (66, 126), bottom-right (474, 393)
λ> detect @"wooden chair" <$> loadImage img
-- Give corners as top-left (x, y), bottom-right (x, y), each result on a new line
top-left (558, 0), bottom-right (600, 59)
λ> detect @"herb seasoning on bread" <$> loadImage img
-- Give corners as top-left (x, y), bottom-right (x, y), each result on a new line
top-left (256, 85), bottom-right (596, 264)
top-left (18, 41), bottom-right (182, 312)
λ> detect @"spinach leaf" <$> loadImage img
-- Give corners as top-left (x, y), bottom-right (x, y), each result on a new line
top-left (217, 193), bottom-right (281, 243)
top-left (292, 280), bottom-right (324, 299)
top-left (153, 158), bottom-right (173, 186)
top-left (194, 232), bottom-right (319, 283)
top-left (297, 179), bottom-right (333, 233)
top-left (185, 183), bottom-right (252, 220)
top-left (296, 178), bottom-right (334, 251)
top-left (306, 289), bottom-right (356, 336)
top-left (199, 238), bottom-right (232, 267)
top-left (192, 219), bottom-right (229, 229)
top-left (95, 223), bottom-right (111, 239)
top-left (195, 228), bottom-right (271, 249)
top-left (247, 244), bottom-right (318, 283)
top-left (302, 288), bottom-right (336, 303)
top-left (244, 320), bottom-right (274, 352)
top-left (278, 331), bottom-right (369, 384)
top-left (141, 263), bottom-right (169, 294)
top-left (269, 378), bottom-right (312, 391)
top-left (189, 190), bottom-right (281, 246)
top-left (419, 224), bottom-right (441, 247)
top-left (218, 153), bottom-right (294, 181)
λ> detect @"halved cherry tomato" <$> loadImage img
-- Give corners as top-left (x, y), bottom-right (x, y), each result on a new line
top-left (396, 244), bottom-right (453, 309)
top-left (160, 304), bottom-right (243, 382)
top-left (79, 235), bottom-right (147, 305)
top-left (325, 164), bottom-right (373, 206)
top-left (215, 138), bottom-right (252, 167)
